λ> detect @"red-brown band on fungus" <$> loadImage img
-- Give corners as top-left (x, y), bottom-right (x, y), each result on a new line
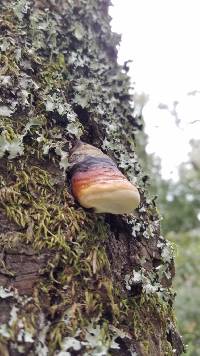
top-left (69, 142), bottom-right (140, 214)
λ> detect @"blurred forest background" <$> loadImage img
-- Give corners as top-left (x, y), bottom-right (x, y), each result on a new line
top-left (110, 1), bottom-right (200, 354)
top-left (136, 121), bottom-right (200, 355)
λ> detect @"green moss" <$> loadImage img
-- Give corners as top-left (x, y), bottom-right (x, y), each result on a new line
top-left (0, 160), bottom-right (174, 353)
top-left (41, 54), bottom-right (67, 88)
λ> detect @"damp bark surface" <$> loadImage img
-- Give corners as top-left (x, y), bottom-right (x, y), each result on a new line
top-left (0, 1), bottom-right (184, 355)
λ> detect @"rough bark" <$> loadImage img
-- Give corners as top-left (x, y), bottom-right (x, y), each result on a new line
top-left (0, 0), bottom-right (184, 355)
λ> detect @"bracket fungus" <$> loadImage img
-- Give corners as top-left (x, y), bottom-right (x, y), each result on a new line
top-left (68, 141), bottom-right (140, 214)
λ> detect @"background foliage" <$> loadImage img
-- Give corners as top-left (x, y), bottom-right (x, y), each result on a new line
top-left (137, 128), bottom-right (200, 355)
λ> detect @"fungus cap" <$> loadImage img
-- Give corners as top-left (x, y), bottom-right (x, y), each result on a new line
top-left (69, 142), bottom-right (140, 214)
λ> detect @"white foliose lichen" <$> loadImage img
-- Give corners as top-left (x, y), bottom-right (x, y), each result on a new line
top-left (44, 92), bottom-right (83, 138)
top-left (35, 313), bottom-right (50, 356)
top-left (0, 131), bottom-right (24, 159)
top-left (55, 323), bottom-right (120, 356)
top-left (157, 239), bottom-right (174, 263)
top-left (0, 116), bottom-right (46, 160)
top-left (0, 105), bottom-right (14, 117)
top-left (125, 268), bottom-right (163, 296)
top-left (0, 286), bottom-right (15, 299)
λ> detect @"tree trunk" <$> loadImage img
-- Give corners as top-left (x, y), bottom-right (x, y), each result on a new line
top-left (0, 1), bottom-right (184, 355)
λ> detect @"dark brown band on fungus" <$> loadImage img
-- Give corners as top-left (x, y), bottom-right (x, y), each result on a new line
top-left (68, 155), bottom-right (117, 178)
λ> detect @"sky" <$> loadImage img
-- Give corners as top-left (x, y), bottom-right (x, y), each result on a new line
top-left (110, 0), bottom-right (200, 180)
